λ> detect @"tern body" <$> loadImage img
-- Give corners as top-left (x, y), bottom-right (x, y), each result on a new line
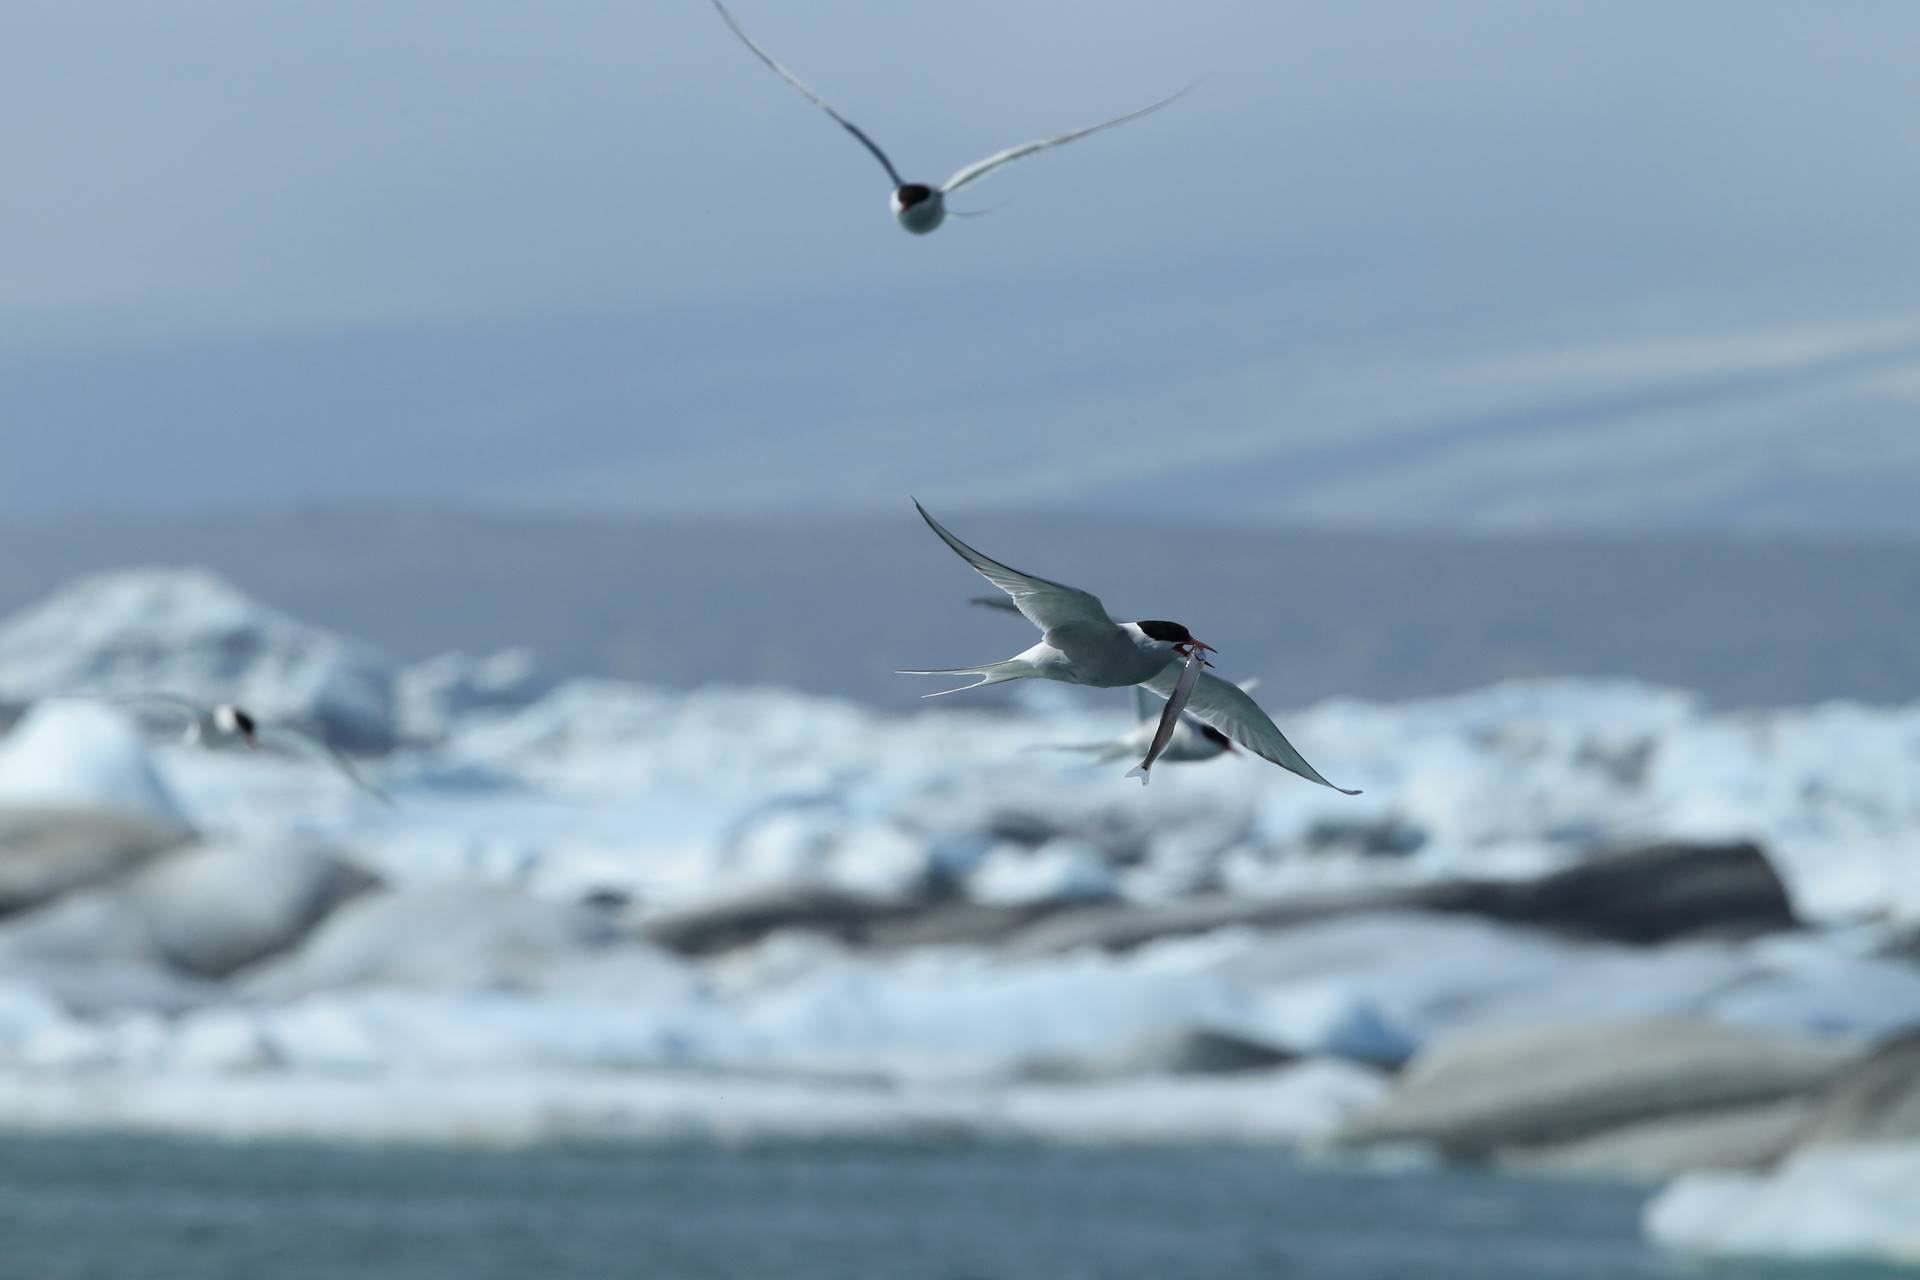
top-left (891, 185), bottom-right (945, 235)
top-left (972, 603), bottom-right (1240, 767)
top-left (710, 1), bottom-right (1187, 235)
top-left (905, 502), bottom-right (1359, 794)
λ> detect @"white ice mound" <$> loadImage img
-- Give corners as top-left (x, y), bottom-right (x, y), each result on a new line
top-left (970, 838), bottom-right (1117, 906)
top-left (1645, 1142), bottom-right (1920, 1265)
top-left (243, 884), bottom-right (617, 997)
top-left (393, 648), bottom-right (556, 742)
top-left (0, 568), bottom-right (397, 752)
top-left (0, 702), bottom-right (185, 824)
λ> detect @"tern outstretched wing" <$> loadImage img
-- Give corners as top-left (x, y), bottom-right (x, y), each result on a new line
top-left (915, 500), bottom-right (1114, 633)
top-left (940, 83), bottom-right (1192, 194)
top-left (51, 691), bottom-right (207, 727)
top-left (1143, 666), bottom-right (1359, 794)
top-left (255, 726), bottom-right (394, 806)
top-left (711, 0), bottom-right (904, 187)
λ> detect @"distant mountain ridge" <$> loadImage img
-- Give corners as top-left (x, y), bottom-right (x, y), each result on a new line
top-left (0, 507), bottom-right (1913, 710)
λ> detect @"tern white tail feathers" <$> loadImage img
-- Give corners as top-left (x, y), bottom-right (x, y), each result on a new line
top-left (896, 659), bottom-right (1026, 699)
top-left (1124, 764), bottom-right (1150, 785)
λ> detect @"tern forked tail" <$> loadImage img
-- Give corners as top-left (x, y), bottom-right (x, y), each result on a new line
top-left (895, 657), bottom-right (1027, 699)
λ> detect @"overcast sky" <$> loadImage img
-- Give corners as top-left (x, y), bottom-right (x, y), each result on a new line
top-left (6, 1), bottom-right (1920, 533)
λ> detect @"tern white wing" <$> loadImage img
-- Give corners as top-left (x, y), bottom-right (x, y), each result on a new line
top-left (52, 691), bottom-right (208, 727)
top-left (916, 500), bottom-right (1114, 634)
top-left (940, 84), bottom-right (1192, 194)
top-left (255, 726), bottom-right (393, 806)
top-left (1143, 667), bottom-right (1359, 794)
top-left (711, 0), bottom-right (905, 187)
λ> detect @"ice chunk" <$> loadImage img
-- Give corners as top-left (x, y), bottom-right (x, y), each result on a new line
top-left (1646, 1143), bottom-right (1920, 1265)
top-left (970, 838), bottom-right (1117, 906)
top-left (0, 703), bottom-right (186, 824)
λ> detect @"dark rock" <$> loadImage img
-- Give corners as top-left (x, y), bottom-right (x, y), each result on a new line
top-left (1002, 888), bottom-right (1433, 957)
top-left (1017, 1027), bottom-right (1296, 1083)
top-left (864, 901), bottom-right (1063, 952)
top-left (1004, 841), bottom-right (1795, 956)
top-left (1440, 840), bottom-right (1797, 944)
top-left (638, 885), bottom-right (921, 956)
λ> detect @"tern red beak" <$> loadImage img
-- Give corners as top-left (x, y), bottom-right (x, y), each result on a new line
top-left (243, 731), bottom-right (260, 751)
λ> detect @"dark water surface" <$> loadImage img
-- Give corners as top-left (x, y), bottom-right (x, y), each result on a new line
top-left (0, 1136), bottom-right (1894, 1280)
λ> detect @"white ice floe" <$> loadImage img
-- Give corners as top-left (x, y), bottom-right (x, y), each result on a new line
top-left (0, 1058), bottom-right (1386, 1147)
top-left (392, 648), bottom-right (556, 742)
top-left (969, 838), bottom-right (1117, 906)
top-left (1, 570), bottom-right (1919, 1147)
top-left (0, 702), bottom-right (186, 824)
top-left (1645, 1142), bottom-right (1920, 1266)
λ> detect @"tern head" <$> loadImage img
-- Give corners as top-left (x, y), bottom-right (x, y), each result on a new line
top-left (891, 184), bottom-right (946, 234)
top-left (214, 703), bottom-right (259, 750)
top-left (1134, 619), bottom-right (1216, 658)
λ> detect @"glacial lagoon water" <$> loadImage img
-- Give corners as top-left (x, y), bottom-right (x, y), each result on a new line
top-left (0, 1136), bottom-right (1904, 1280)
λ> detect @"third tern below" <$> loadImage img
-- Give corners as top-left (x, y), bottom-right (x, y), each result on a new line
top-left (902, 501), bottom-right (1359, 794)
top-left (709, 0), bottom-right (1189, 235)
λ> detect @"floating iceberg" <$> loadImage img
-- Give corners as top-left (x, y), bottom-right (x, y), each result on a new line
top-left (1645, 1143), bottom-right (1920, 1266)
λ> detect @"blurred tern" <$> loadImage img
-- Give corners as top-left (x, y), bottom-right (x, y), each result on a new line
top-left (710, 0), bottom-right (1189, 235)
top-left (905, 502), bottom-right (1359, 793)
top-left (69, 693), bottom-right (392, 805)
top-left (1063, 684), bottom-right (1254, 768)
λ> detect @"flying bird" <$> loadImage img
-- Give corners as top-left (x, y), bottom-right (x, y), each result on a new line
top-left (64, 693), bottom-right (393, 805)
top-left (972, 596), bottom-right (1242, 768)
top-left (1061, 685), bottom-right (1247, 768)
top-left (905, 501), bottom-right (1358, 793)
top-left (709, 0), bottom-right (1189, 235)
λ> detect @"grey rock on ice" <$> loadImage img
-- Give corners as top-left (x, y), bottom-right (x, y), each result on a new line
top-left (1335, 1016), bottom-right (1856, 1162)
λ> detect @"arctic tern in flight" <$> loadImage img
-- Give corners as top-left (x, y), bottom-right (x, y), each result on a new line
top-left (68, 694), bottom-right (393, 804)
top-left (972, 596), bottom-right (1243, 767)
top-left (709, 0), bottom-right (1189, 235)
top-left (904, 502), bottom-right (1359, 793)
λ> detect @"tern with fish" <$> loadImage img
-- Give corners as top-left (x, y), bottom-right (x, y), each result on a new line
top-left (973, 596), bottom-right (1247, 769)
top-left (903, 501), bottom-right (1358, 793)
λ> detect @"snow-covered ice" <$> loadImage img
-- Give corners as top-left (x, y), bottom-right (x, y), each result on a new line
top-left (0, 702), bottom-right (186, 825)
top-left (0, 568), bottom-right (1918, 1164)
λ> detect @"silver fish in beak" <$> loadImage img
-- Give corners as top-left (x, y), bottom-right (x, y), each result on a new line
top-left (1125, 646), bottom-right (1206, 785)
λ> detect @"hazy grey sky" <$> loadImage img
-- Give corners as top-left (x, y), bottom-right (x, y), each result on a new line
top-left (6, 1), bottom-right (1920, 533)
